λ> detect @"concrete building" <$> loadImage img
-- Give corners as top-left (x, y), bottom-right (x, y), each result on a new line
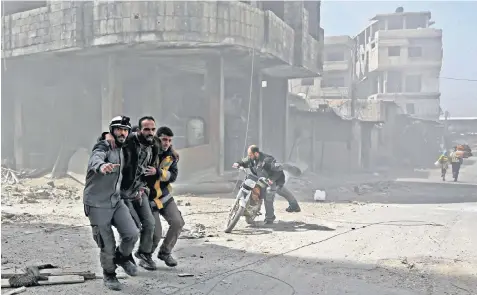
top-left (355, 8), bottom-right (443, 120)
top-left (1, 1), bottom-right (323, 178)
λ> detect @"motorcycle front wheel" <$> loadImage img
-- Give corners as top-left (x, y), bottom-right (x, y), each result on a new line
top-left (224, 198), bottom-right (245, 233)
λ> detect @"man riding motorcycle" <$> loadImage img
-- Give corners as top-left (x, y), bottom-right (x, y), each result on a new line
top-left (232, 145), bottom-right (301, 224)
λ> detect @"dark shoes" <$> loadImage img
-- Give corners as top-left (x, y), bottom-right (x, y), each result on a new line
top-left (135, 251), bottom-right (157, 271)
top-left (158, 252), bottom-right (178, 267)
top-left (264, 215), bottom-right (276, 224)
top-left (286, 202), bottom-right (301, 213)
top-left (103, 271), bottom-right (122, 291)
top-left (114, 248), bottom-right (138, 277)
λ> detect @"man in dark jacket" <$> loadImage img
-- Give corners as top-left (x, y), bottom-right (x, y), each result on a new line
top-left (84, 116), bottom-right (139, 291)
top-left (233, 145), bottom-right (301, 224)
top-left (146, 126), bottom-right (184, 267)
top-left (101, 116), bottom-right (159, 271)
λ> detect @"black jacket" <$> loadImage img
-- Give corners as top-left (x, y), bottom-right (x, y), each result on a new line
top-left (146, 143), bottom-right (178, 202)
top-left (237, 152), bottom-right (285, 185)
top-left (99, 132), bottom-right (159, 193)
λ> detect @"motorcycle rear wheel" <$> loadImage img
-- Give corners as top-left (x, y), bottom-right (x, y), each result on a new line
top-left (224, 200), bottom-right (245, 233)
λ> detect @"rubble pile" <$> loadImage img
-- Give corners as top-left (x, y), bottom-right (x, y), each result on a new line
top-left (1, 180), bottom-right (81, 205)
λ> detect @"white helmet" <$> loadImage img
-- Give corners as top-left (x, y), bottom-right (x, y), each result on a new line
top-left (109, 116), bottom-right (131, 131)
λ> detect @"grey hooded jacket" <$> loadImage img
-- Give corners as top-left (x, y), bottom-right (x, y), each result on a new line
top-left (83, 140), bottom-right (124, 208)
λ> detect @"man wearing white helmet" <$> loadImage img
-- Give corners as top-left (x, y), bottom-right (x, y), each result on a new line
top-left (83, 115), bottom-right (139, 291)
top-left (101, 116), bottom-right (159, 271)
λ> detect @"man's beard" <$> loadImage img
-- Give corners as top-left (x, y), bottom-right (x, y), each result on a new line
top-left (115, 135), bottom-right (126, 145)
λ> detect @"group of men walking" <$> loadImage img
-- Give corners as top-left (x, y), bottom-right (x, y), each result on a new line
top-left (83, 115), bottom-right (302, 291)
top-left (83, 115), bottom-right (183, 290)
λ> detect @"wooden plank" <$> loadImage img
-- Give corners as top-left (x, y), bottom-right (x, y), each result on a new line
top-left (1, 270), bottom-right (127, 280)
top-left (4, 286), bottom-right (27, 295)
top-left (1, 275), bottom-right (84, 288)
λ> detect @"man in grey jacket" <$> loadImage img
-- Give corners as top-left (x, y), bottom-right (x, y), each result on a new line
top-left (83, 116), bottom-right (139, 291)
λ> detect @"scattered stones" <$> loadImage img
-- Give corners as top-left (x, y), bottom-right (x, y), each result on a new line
top-left (1, 180), bottom-right (81, 205)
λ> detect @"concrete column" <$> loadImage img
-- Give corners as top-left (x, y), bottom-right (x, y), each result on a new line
top-left (13, 95), bottom-right (25, 169)
top-left (205, 54), bottom-right (225, 175)
top-left (101, 55), bottom-right (123, 132)
top-left (261, 76), bottom-right (288, 162)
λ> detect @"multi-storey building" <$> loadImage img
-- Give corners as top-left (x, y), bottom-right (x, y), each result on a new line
top-left (2, 0), bottom-right (323, 177)
top-left (355, 9), bottom-right (443, 120)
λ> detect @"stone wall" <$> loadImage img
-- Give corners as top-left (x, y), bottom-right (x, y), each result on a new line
top-left (2, 1), bottom-right (83, 57)
top-left (2, 0), bottom-right (298, 66)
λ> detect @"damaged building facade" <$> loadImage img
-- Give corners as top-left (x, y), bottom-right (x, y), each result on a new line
top-left (355, 9), bottom-right (443, 120)
top-left (287, 8), bottom-right (444, 171)
top-left (1, 1), bottom-right (323, 178)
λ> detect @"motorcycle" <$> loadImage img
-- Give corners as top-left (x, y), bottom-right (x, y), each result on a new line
top-left (224, 167), bottom-right (271, 233)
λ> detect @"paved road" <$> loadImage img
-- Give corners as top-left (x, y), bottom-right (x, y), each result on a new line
top-left (2, 161), bottom-right (476, 295)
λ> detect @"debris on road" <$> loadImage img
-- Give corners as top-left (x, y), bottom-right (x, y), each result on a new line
top-left (1, 179), bottom-right (81, 206)
top-left (179, 223), bottom-right (206, 239)
top-left (1, 264), bottom-right (128, 289)
top-left (3, 286), bottom-right (27, 295)
top-left (177, 273), bottom-right (194, 277)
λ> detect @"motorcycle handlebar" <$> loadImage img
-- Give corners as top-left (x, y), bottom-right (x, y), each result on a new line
top-left (235, 166), bottom-right (272, 186)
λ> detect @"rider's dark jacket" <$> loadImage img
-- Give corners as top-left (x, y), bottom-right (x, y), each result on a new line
top-left (237, 152), bottom-right (286, 186)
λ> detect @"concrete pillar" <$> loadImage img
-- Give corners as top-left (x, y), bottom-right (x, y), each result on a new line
top-left (205, 54), bottom-right (225, 175)
top-left (13, 95), bottom-right (25, 169)
top-left (101, 55), bottom-right (123, 132)
top-left (261, 76), bottom-right (288, 162)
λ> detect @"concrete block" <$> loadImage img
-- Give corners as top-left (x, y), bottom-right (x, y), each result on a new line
top-left (107, 19), bottom-right (115, 34)
top-left (121, 2), bottom-right (132, 18)
top-left (147, 17), bottom-right (157, 31)
top-left (99, 20), bottom-right (108, 35)
top-left (98, 3), bottom-right (108, 20)
top-left (154, 1), bottom-right (165, 16)
top-left (122, 18), bottom-right (131, 32)
top-left (156, 16), bottom-right (165, 31)
top-left (114, 19), bottom-right (123, 33)
top-left (165, 1), bottom-right (174, 16)
top-left (50, 3), bottom-right (62, 12)
top-left (189, 17), bottom-right (201, 32)
top-left (131, 18), bottom-right (141, 32)
top-left (186, 1), bottom-right (201, 17)
top-left (93, 20), bottom-right (101, 35)
top-left (61, 1), bottom-right (72, 10)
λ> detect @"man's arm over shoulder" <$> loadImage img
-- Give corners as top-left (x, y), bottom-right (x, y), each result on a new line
top-left (88, 140), bottom-right (110, 173)
top-left (98, 131), bottom-right (136, 142)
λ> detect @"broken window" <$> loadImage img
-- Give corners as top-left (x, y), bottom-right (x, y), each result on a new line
top-left (406, 103), bottom-right (415, 114)
top-left (388, 46), bottom-right (401, 57)
top-left (325, 50), bottom-right (345, 62)
top-left (408, 47), bottom-right (422, 58)
top-left (322, 76), bottom-right (345, 88)
top-left (301, 78), bottom-right (315, 86)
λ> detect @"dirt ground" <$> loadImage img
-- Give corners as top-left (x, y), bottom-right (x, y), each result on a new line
top-left (1, 160), bottom-right (477, 295)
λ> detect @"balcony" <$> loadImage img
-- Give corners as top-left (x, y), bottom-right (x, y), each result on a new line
top-left (324, 60), bottom-right (350, 72)
top-left (377, 28), bottom-right (442, 40)
top-left (320, 86), bottom-right (349, 98)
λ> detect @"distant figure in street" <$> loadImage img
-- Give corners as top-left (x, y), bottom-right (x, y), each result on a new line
top-left (449, 146), bottom-right (464, 182)
top-left (436, 151), bottom-right (449, 181)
